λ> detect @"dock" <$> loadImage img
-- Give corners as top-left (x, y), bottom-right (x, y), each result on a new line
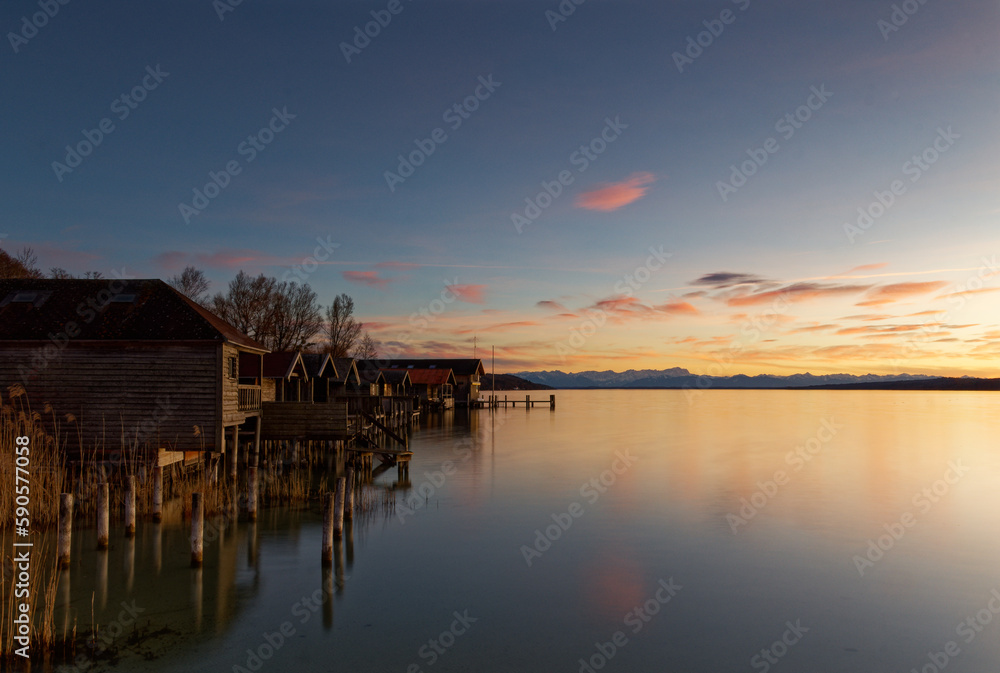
top-left (473, 393), bottom-right (556, 410)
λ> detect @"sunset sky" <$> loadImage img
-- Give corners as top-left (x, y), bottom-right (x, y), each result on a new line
top-left (4, 0), bottom-right (999, 375)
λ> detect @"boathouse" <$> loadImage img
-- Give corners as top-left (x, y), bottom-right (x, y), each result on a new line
top-left (301, 352), bottom-right (339, 402)
top-left (240, 351), bottom-right (310, 402)
top-left (406, 367), bottom-right (457, 409)
top-left (383, 359), bottom-right (484, 405)
top-left (0, 278), bottom-right (267, 466)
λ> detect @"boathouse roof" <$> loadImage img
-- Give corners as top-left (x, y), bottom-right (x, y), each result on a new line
top-left (240, 351), bottom-right (309, 380)
top-left (406, 368), bottom-right (456, 386)
top-left (383, 358), bottom-right (484, 377)
top-left (0, 278), bottom-right (267, 351)
top-left (301, 352), bottom-right (338, 379)
top-left (330, 357), bottom-right (361, 385)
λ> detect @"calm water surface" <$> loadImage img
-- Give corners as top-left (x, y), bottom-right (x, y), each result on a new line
top-left (46, 390), bottom-right (1000, 672)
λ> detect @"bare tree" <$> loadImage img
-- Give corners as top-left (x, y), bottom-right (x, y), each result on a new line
top-left (270, 281), bottom-right (321, 351)
top-left (325, 293), bottom-right (362, 358)
top-left (212, 271), bottom-right (277, 345)
top-left (49, 267), bottom-right (73, 279)
top-left (168, 266), bottom-right (211, 306)
top-left (211, 271), bottom-right (322, 351)
top-left (0, 247), bottom-right (43, 279)
top-left (352, 331), bottom-right (378, 360)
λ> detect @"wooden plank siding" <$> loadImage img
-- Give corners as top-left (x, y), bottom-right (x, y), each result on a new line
top-left (260, 401), bottom-right (349, 439)
top-left (1, 342), bottom-right (219, 456)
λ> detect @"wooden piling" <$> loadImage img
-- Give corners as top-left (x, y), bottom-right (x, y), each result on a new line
top-left (58, 493), bottom-right (73, 569)
top-left (333, 477), bottom-right (346, 540)
top-left (526, 394), bottom-right (530, 409)
top-left (247, 466), bottom-right (258, 521)
top-left (322, 493), bottom-right (335, 565)
top-left (229, 426), bottom-right (239, 478)
top-left (96, 483), bottom-right (109, 550)
top-left (152, 466), bottom-right (163, 522)
top-left (191, 492), bottom-right (204, 567)
top-left (345, 468), bottom-right (355, 520)
top-left (550, 394), bottom-right (556, 410)
top-left (124, 475), bottom-right (136, 537)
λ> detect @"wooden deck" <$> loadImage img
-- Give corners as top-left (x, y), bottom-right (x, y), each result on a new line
top-left (475, 394), bottom-right (556, 409)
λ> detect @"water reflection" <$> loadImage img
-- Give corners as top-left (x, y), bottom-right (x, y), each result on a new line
top-left (31, 392), bottom-right (1000, 672)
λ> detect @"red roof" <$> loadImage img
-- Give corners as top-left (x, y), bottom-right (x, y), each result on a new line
top-left (406, 368), bottom-right (455, 385)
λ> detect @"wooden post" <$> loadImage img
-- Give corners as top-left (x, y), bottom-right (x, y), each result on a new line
top-left (58, 493), bottom-right (73, 569)
top-left (229, 426), bottom-right (239, 479)
top-left (550, 394), bottom-right (556, 410)
top-left (333, 477), bottom-right (346, 539)
top-left (252, 416), bottom-right (261, 467)
top-left (124, 475), bottom-right (136, 537)
top-left (152, 466), bottom-right (163, 523)
top-left (526, 394), bottom-right (530, 410)
top-left (97, 483), bottom-right (109, 550)
top-left (322, 493), bottom-right (335, 565)
top-left (345, 468), bottom-right (355, 520)
top-left (247, 467), bottom-right (258, 521)
top-left (191, 492), bottom-right (204, 567)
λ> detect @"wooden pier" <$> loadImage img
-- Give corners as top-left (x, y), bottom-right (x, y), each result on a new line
top-left (475, 394), bottom-right (556, 410)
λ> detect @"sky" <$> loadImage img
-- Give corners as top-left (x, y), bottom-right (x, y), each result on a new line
top-left (3, 0), bottom-right (999, 376)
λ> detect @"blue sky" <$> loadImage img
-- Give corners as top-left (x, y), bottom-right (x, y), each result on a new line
top-left (4, 0), bottom-right (999, 374)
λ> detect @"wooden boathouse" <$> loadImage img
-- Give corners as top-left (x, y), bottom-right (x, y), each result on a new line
top-left (0, 278), bottom-right (267, 467)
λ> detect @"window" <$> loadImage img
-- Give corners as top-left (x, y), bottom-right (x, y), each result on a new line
top-left (228, 356), bottom-right (238, 379)
top-left (12, 292), bottom-right (37, 302)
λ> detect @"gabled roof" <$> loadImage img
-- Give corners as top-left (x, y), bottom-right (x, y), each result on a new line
top-left (240, 351), bottom-right (309, 379)
top-left (301, 352), bottom-right (338, 379)
top-left (383, 358), bottom-right (484, 377)
top-left (263, 352), bottom-right (308, 379)
top-left (330, 357), bottom-right (361, 385)
top-left (380, 369), bottom-right (411, 386)
top-left (0, 279), bottom-right (267, 352)
top-left (407, 368), bottom-right (456, 386)
top-left (358, 368), bottom-right (385, 385)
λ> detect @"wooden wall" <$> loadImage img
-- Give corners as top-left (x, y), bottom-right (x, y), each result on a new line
top-left (260, 401), bottom-right (349, 439)
top-left (1, 341), bottom-right (220, 458)
top-left (221, 342), bottom-right (246, 426)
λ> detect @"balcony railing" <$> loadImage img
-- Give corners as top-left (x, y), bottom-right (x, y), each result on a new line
top-left (238, 384), bottom-right (262, 411)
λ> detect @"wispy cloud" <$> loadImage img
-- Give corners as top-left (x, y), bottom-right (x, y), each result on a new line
top-left (153, 251), bottom-right (188, 271)
top-left (844, 262), bottom-right (889, 274)
top-left (575, 172), bottom-right (656, 212)
top-left (725, 282), bottom-right (871, 307)
top-left (691, 272), bottom-right (769, 288)
top-left (537, 300), bottom-right (568, 312)
top-left (856, 281), bottom-right (949, 307)
top-left (343, 270), bottom-right (391, 289)
top-left (447, 283), bottom-right (487, 303)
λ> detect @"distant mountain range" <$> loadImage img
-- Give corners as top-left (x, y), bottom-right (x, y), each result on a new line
top-left (512, 368), bottom-right (950, 389)
top-left (480, 374), bottom-right (554, 391)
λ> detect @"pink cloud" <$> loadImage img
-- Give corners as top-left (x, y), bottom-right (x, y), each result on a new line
top-left (575, 172), bottom-right (656, 212)
top-left (153, 251), bottom-right (188, 271)
top-left (343, 270), bottom-right (391, 289)
top-left (844, 262), bottom-right (889, 274)
top-left (655, 301), bottom-right (699, 315)
top-left (726, 282), bottom-right (870, 307)
top-left (446, 284), bottom-right (487, 304)
top-left (193, 249), bottom-right (286, 269)
top-left (856, 281), bottom-right (949, 307)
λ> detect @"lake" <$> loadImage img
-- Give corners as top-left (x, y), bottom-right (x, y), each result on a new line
top-left (42, 389), bottom-right (1000, 672)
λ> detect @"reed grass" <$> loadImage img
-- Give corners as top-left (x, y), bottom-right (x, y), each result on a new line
top-left (1, 389), bottom-right (397, 665)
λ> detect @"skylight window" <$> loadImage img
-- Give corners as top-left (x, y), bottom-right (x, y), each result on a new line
top-left (12, 292), bottom-right (37, 302)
